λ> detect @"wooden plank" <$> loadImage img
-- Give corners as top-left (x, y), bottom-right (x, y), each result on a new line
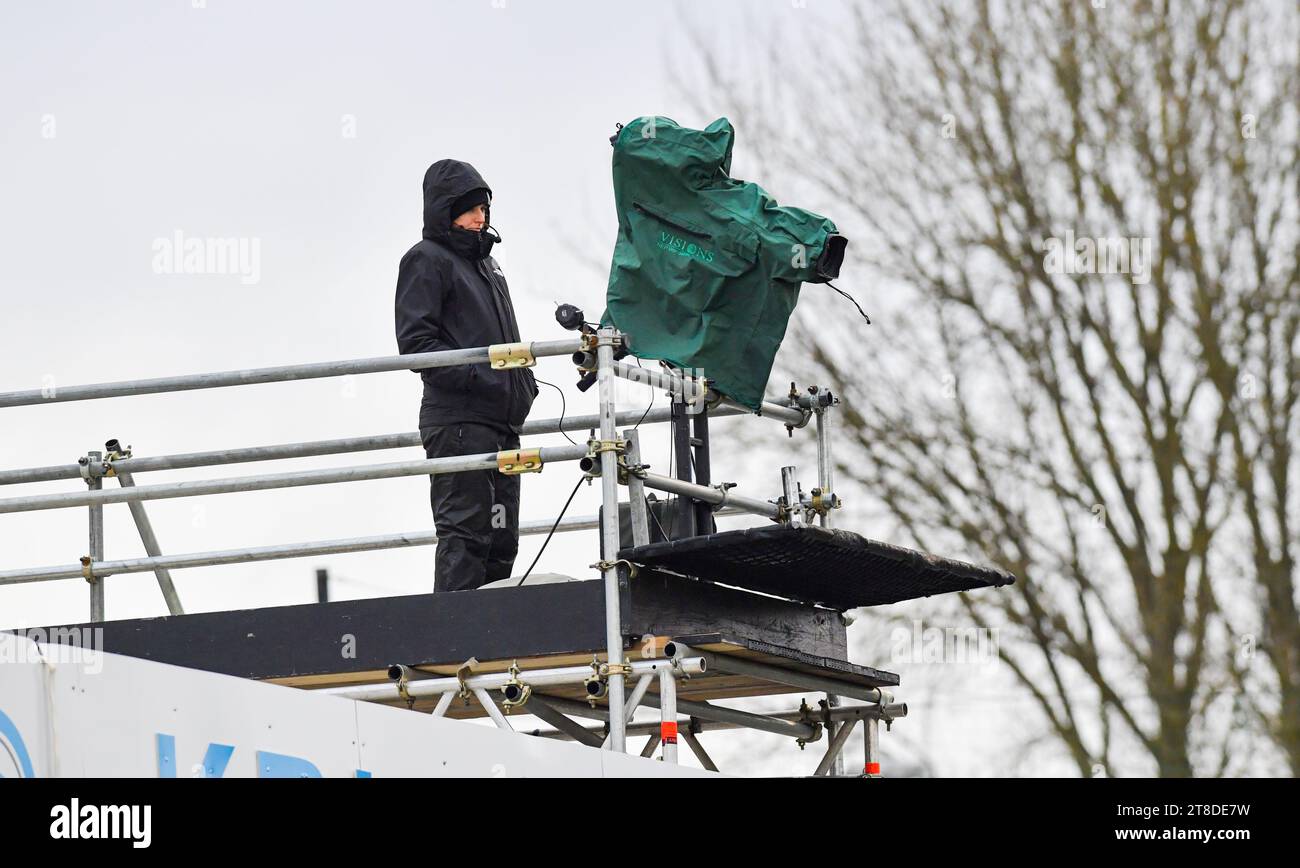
top-left (267, 639), bottom-right (664, 688)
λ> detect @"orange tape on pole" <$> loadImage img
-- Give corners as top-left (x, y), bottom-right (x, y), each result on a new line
top-left (661, 721), bottom-right (678, 744)
top-left (864, 762), bottom-right (881, 775)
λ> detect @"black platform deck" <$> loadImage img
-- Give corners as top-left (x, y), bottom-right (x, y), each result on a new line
top-left (25, 569), bottom-right (901, 717)
top-left (620, 524), bottom-right (1016, 610)
top-left (21, 575), bottom-right (898, 720)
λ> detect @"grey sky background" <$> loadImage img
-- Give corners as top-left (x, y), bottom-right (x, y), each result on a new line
top-left (1, 0), bottom-right (1035, 776)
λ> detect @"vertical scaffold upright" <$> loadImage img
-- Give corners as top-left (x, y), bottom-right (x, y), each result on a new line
top-left (595, 326), bottom-right (628, 753)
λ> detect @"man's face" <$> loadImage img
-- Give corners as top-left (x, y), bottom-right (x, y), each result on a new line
top-left (453, 203), bottom-right (488, 232)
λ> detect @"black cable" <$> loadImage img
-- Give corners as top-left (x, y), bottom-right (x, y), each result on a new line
top-left (533, 376), bottom-right (578, 445)
top-left (667, 403), bottom-right (674, 478)
top-left (826, 281), bottom-right (872, 325)
top-left (515, 474), bottom-right (587, 586)
top-left (631, 394), bottom-right (655, 431)
top-left (629, 358), bottom-right (656, 432)
top-left (646, 495), bottom-right (669, 541)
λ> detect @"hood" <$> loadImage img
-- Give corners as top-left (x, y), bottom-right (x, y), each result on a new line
top-left (422, 159), bottom-right (493, 242)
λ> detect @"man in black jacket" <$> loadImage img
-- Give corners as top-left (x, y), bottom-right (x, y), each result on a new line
top-left (395, 159), bottom-right (538, 592)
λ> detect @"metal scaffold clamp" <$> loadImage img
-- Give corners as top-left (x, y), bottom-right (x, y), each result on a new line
top-left (77, 454), bottom-right (107, 481)
top-left (585, 436), bottom-right (626, 460)
top-left (500, 660), bottom-right (531, 712)
top-left (617, 454), bottom-right (648, 486)
top-left (806, 487), bottom-right (842, 517)
top-left (487, 342), bottom-right (536, 370)
top-left (775, 496), bottom-right (793, 525)
top-left (668, 654), bottom-right (694, 682)
top-left (497, 448), bottom-right (543, 475)
top-left (584, 437), bottom-right (628, 480)
top-left (102, 439), bottom-right (132, 476)
top-left (589, 557), bottom-right (637, 578)
top-left (809, 385), bottom-right (837, 412)
top-left (794, 698), bottom-right (825, 749)
top-left (79, 555), bottom-right (98, 586)
top-left (776, 382), bottom-right (818, 437)
top-left (879, 695), bottom-right (901, 731)
top-left (584, 656), bottom-right (607, 707)
top-left (390, 663), bottom-right (416, 709)
top-left (455, 657), bottom-right (479, 705)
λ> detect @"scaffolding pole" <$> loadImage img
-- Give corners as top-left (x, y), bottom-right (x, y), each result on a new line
top-left (0, 506), bottom-right (749, 586)
top-left (666, 642), bottom-right (894, 705)
top-left (863, 716), bottom-right (882, 778)
top-left (636, 470), bottom-right (780, 522)
top-left (623, 430), bottom-right (651, 547)
top-left (0, 339), bottom-right (585, 408)
top-left (529, 699), bottom-right (908, 741)
top-left (679, 729), bottom-right (719, 772)
top-left (0, 404), bottom-right (753, 488)
top-left (781, 465), bottom-right (804, 525)
top-left (0, 446), bottom-right (591, 515)
top-left (658, 664), bottom-right (679, 764)
top-left (816, 399), bottom-right (835, 530)
top-left (85, 451), bottom-right (104, 623)
top-left (610, 360), bottom-right (808, 427)
top-left (816, 398), bottom-right (842, 773)
top-left (814, 717), bottom-right (859, 776)
top-left (320, 656), bottom-right (704, 704)
top-left (638, 692), bottom-right (816, 740)
top-left (115, 469), bottom-right (184, 615)
top-left (596, 327), bottom-right (627, 753)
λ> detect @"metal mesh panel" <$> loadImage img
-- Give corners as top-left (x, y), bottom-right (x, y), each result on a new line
top-left (620, 524), bottom-right (1015, 610)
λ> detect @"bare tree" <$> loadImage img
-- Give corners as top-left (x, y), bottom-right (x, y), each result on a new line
top-left (676, 0), bottom-right (1298, 776)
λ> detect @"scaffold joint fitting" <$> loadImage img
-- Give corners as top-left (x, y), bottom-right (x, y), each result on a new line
top-left (497, 448), bottom-right (543, 475)
top-left (488, 342), bottom-right (536, 370)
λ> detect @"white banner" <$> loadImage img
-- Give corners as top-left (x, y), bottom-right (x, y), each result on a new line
top-left (0, 632), bottom-right (708, 778)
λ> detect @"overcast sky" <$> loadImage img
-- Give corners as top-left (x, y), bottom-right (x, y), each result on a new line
top-left (0, 0), bottom-right (1038, 776)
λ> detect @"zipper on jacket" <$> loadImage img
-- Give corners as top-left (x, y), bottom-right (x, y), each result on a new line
top-left (473, 260), bottom-right (516, 425)
top-left (633, 202), bottom-right (711, 239)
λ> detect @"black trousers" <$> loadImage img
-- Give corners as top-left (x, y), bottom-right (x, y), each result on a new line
top-left (421, 422), bottom-right (521, 593)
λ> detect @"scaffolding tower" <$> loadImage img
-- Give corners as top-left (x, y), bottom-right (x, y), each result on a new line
top-left (0, 327), bottom-right (1015, 775)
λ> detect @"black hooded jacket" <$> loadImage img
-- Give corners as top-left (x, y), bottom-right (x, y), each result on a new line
top-left (395, 159), bottom-right (538, 432)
